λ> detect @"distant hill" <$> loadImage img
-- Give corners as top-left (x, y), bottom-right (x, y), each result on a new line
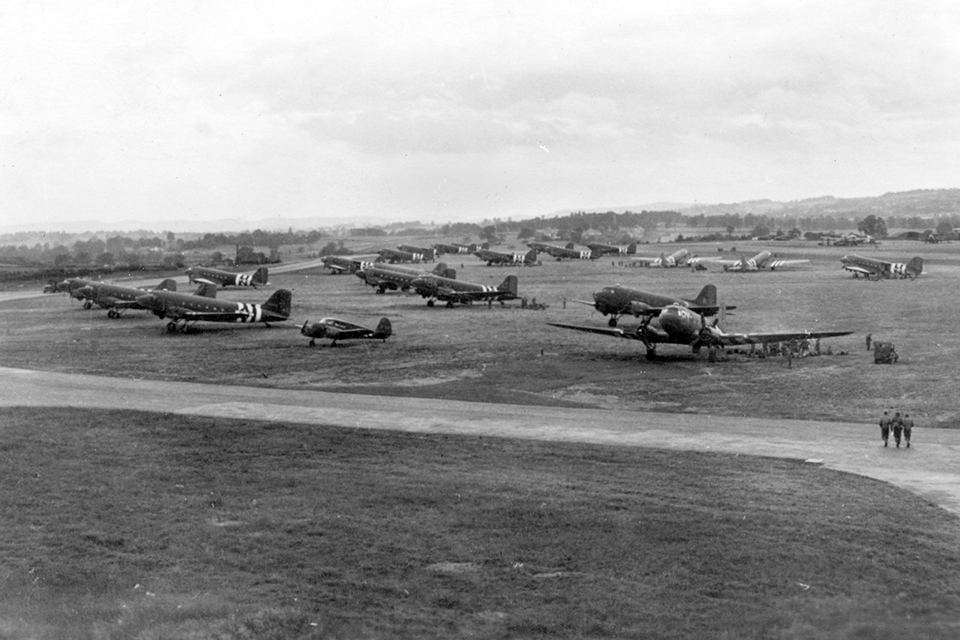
top-left (582, 189), bottom-right (960, 220)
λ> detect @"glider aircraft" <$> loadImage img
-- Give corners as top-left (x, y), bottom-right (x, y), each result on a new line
top-left (410, 274), bottom-right (519, 307)
top-left (715, 250), bottom-right (809, 272)
top-left (629, 248), bottom-right (693, 268)
top-left (841, 255), bottom-right (923, 279)
top-left (301, 317), bottom-right (392, 347)
top-left (186, 265), bottom-right (269, 288)
top-left (136, 289), bottom-right (291, 333)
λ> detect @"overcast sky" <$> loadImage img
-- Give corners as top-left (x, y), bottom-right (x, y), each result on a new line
top-left (2, 1), bottom-right (958, 231)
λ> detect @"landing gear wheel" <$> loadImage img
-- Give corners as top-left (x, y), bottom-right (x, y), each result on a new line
top-left (166, 322), bottom-right (177, 333)
top-left (83, 301), bottom-right (92, 310)
top-left (608, 317), bottom-right (618, 327)
top-left (427, 299), bottom-right (435, 307)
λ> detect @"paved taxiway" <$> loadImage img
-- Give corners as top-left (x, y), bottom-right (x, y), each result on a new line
top-left (3, 365), bottom-right (959, 518)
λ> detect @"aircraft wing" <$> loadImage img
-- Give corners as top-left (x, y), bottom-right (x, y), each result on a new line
top-left (547, 322), bottom-right (671, 343)
top-left (547, 322), bottom-right (638, 340)
top-left (628, 257), bottom-right (661, 266)
top-left (714, 330), bottom-right (853, 347)
top-left (842, 265), bottom-right (878, 276)
top-left (767, 259), bottom-right (810, 269)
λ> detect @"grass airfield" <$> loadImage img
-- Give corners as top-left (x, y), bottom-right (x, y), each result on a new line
top-left (2, 238), bottom-right (960, 638)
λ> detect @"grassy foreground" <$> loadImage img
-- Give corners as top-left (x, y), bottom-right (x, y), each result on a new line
top-left (2, 407), bottom-right (960, 639)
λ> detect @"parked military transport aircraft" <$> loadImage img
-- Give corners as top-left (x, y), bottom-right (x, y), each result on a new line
top-left (434, 242), bottom-right (479, 255)
top-left (629, 248), bottom-right (692, 267)
top-left (549, 308), bottom-right (851, 360)
top-left (473, 248), bottom-right (539, 266)
top-left (527, 242), bottom-right (595, 260)
top-left (715, 250), bottom-right (809, 272)
top-left (321, 256), bottom-right (375, 274)
top-left (841, 254), bottom-right (924, 279)
top-left (136, 289), bottom-right (291, 332)
top-left (301, 317), bottom-right (392, 346)
top-left (76, 279), bottom-right (178, 318)
top-left (587, 241), bottom-right (637, 257)
top-left (397, 245), bottom-right (437, 261)
top-left (410, 274), bottom-right (519, 307)
top-left (186, 265), bottom-right (269, 288)
top-left (358, 263), bottom-right (456, 294)
top-left (56, 278), bottom-right (94, 307)
top-left (581, 284), bottom-right (733, 327)
top-left (378, 247), bottom-right (432, 263)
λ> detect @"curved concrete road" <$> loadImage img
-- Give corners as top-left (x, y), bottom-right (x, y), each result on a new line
top-left (3, 365), bottom-right (959, 517)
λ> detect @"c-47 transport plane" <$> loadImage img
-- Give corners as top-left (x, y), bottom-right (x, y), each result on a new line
top-left (713, 250), bottom-right (809, 272)
top-left (186, 265), bottom-right (269, 288)
top-left (358, 263), bottom-right (456, 294)
top-left (136, 289), bottom-right (291, 333)
top-left (410, 274), bottom-right (518, 307)
top-left (581, 284), bottom-right (733, 327)
top-left (321, 256), bottom-right (375, 275)
top-left (77, 279), bottom-right (178, 318)
top-left (587, 241), bottom-right (637, 257)
top-left (56, 278), bottom-right (94, 307)
top-left (527, 242), bottom-right (595, 260)
top-left (549, 309), bottom-right (851, 360)
top-left (473, 248), bottom-right (539, 266)
top-left (841, 254), bottom-right (924, 279)
top-left (434, 242), bottom-right (478, 255)
top-left (397, 245), bottom-right (437, 261)
top-left (377, 247), bottom-right (431, 263)
top-left (301, 317), bottom-right (392, 346)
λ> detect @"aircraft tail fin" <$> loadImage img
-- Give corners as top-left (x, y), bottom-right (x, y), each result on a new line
top-left (499, 275), bottom-right (519, 296)
top-left (373, 317), bottom-right (392, 340)
top-left (693, 284), bottom-right (718, 307)
top-left (565, 242), bottom-right (575, 249)
top-left (194, 282), bottom-right (218, 298)
top-left (431, 263), bottom-right (448, 276)
top-left (157, 278), bottom-right (177, 292)
top-left (442, 267), bottom-right (457, 279)
top-left (524, 249), bottom-right (538, 263)
top-left (253, 267), bottom-right (269, 285)
top-left (263, 289), bottom-right (292, 318)
top-left (907, 257), bottom-right (924, 276)
top-left (626, 242), bottom-right (637, 255)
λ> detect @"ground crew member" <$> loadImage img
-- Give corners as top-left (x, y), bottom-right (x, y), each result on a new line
top-left (879, 410), bottom-right (891, 447)
top-left (865, 333), bottom-right (873, 350)
top-left (903, 414), bottom-right (914, 448)
top-left (892, 411), bottom-right (904, 448)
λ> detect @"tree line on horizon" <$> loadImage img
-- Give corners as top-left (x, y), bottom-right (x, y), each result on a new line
top-left (2, 208), bottom-right (959, 273)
